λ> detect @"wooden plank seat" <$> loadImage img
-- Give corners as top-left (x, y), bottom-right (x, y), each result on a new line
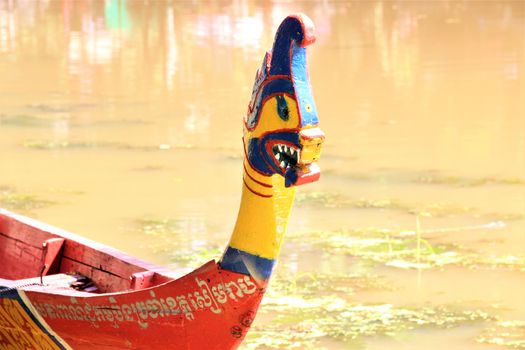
top-left (0, 237), bottom-right (99, 295)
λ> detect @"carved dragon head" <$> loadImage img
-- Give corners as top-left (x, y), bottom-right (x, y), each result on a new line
top-left (244, 14), bottom-right (324, 187)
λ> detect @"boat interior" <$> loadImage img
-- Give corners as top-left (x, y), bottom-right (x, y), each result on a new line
top-left (0, 210), bottom-right (173, 294)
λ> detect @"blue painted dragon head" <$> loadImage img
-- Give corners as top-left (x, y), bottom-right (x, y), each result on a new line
top-left (244, 14), bottom-right (324, 187)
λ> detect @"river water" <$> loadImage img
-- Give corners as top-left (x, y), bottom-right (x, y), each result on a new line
top-left (0, 1), bottom-right (524, 349)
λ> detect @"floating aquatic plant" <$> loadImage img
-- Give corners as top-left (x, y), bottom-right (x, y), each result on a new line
top-left (136, 217), bottom-right (209, 247)
top-left (288, 228), bottom-right (525, 271)
top-left (0, 186), bottom-right (54, 213)
top-left (25, 103), bottom-right (72, 113)
top-left (327, 169), bottom-right (525, 187)
top-left (0, 114), bottom-right (58, 127)
top-left (135, 217), bottom-right (219, 266)
top-left (267, 272), bottom-right (393, 300)
top-left (477, 320), bottom-right (525, 349)
top-left (297, 191), bottom-right (524, 221)
top-left (130, 165), bottom-right (169, 172)
top-left (243, 298), bottom-right (494, 349)
top-left (470, 254), bottom-right (525, 271)
top-left (23, 140), bottom-right (195, 151)
top-left (237, 238), bottom-right (505, 350)
top-left (0, 112), bottom-right (152, 129)
top-left (139, 218), bottom-right (191, 237)
top-left (415, 173), bottom-right (525, 187)
top-left (295, 191), bottom-right (473, 218)
top-left (240, 267), bottom-right (496, 349)
top-left (21, 140), bottom-right (243, 153)
top-left (168, 246), bottom-right (224, 267)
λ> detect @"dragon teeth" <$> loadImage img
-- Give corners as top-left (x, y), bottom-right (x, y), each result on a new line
top-left (273, 143), bottom-right (300, 168)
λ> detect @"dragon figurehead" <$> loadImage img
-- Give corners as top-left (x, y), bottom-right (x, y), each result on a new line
top-left (244, 14), bottom-right (324, 187)
top-left (221, 14), bottom-right (324, 282)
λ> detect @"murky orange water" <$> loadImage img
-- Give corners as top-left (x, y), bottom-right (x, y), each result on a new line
top-left (1, 1), bottom-right (524, 349)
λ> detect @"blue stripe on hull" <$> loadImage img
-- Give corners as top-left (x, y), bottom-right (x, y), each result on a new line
top-left (220, 247), bottom-right (276, 280)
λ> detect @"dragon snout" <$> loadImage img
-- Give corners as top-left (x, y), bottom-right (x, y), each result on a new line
top-left (284, 127), bottom-right (324, 187)
top-left (298, 127), bottom-right (324, 165)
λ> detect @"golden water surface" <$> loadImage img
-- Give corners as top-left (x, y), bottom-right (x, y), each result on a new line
top-left (0, 1), bottom-right (524, 349)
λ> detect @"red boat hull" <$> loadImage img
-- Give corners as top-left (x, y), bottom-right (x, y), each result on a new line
top-left (0, 210), bottom-right (266, 350)
top-left (27, 262), bottom-right (264, 349)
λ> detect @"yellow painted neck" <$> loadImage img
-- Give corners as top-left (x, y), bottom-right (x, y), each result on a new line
top-left (228, 160), bottom-right (296, 260)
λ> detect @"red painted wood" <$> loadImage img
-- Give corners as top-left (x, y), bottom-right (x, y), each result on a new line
top-left (26, 261), bottom-right (266, 349)
top-left (0, 209), bottom-right (171, 293)
top-left (0, 209), bottom-right (267, 349)
top-left (0, 12), bottom-right (322, 348)
top-left (130, 271), bottom-right (156, 290)
top-left (0, 232), bottom-right (43, 279)
top-left (59, 256), bottom-right (131, 293)
top-left (42, 238), bottom-right (65, 276)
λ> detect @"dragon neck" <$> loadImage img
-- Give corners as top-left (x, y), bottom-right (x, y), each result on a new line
top-left (220, 159), bottom-right (296, 281)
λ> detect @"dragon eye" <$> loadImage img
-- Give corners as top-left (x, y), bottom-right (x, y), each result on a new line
top-left (305, 104), bottom-right (312, 112)
top-left (276, 95), bottom-right (290, 121)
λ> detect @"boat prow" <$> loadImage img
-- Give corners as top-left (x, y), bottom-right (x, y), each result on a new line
top-left (0, 208), bottom-right (266, 349)
top-left (0, 12), bottom-right (323, 350)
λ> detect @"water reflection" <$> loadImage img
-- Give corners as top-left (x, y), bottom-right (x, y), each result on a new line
top-left (0, 2), bottom-right (524, 349)
top-left (0, 0), bottom-right (339, 94)
top-left (0, 1), bottom-right (16, 53)
top-left (165, 4), bottom-right (177, 91)
top-left (0, 1), bottom-right (523, 213)
top-left (1, 0), bottom-right (523, 247)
